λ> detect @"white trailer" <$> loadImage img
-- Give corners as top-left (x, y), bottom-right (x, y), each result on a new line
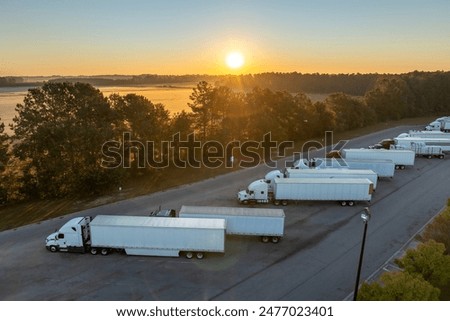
top-left (342, 149), bottom-right (415, 169)
top-left (394, 137), bottom-right (450, 153)
top-left (397, 130), bottom-right (450, 139)
top-left (178, 206), bottom-right (285, 243)
top-left (46, 215), bottom-right (226, 259)
top-left (285, 168), bottom-right (379, 189)
top-left (292, 158), bottom-right (395, 178)
top-left (237, 177), bottom-right (373, 206)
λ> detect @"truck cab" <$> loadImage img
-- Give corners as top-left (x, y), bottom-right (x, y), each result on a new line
top-left (370, 139), bottom-right (395, 149)
top-left (237, 179), bottom-right (270, 204)
top-left (45, 216), bottom-right (91, 253)
top-left (426, 121), bottom-right (442, 131)
top-left (264, 170), bottom-right (284, 193)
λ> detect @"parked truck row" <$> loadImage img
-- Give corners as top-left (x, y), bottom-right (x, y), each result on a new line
top-left (369, 122), bottom-right (450, 159)
top-left (46, 206), bottom-right (286, 258)
top-left (237, 118), bottom-right (450, 207)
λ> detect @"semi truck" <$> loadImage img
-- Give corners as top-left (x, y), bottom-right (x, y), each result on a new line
top-left (45, 215), bottom-right (226, 259)
top-left (238, 177), bottom-right (374, 206)
top-left (292, 158), bottom-right (395, 178)
top-left (340, 149), bottom-right (415, 170)
top-left (178, 206), bottom-right (285, 243)
top-left (425, 117), bottom-right (450, 132)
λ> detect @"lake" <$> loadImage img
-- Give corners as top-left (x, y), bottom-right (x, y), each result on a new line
top-left (0, 85), bottom-right (195, 134)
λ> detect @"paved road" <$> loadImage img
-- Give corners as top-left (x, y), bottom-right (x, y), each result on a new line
top-left (1, 125), bottom-right (449, 300)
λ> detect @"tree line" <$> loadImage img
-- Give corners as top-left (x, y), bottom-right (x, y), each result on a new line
top-left (0, 71), bottom-right (450, 203)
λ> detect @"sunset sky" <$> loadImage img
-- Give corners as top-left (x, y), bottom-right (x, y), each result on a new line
top-left (1, 0), bottom-right (449, 76)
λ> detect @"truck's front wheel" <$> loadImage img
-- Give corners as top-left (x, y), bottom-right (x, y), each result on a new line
top-left (49, 245), bottom-right (58, 253)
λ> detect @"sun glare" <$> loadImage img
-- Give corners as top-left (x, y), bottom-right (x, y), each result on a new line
top-left (226, 52), bottom-right (245, 69)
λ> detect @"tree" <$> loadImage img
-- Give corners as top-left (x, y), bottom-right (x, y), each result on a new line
top-left (358, 271), bottom-right (440, 301)
top-left (0, 118), bottom-right (8, 172)
top-left (0, 118), bottom-right (10, 203)
top-left (309, 101), bottom-right (336, 136)
top-left (188, 81), bottom-right (215, 140)
top-left (245, 87), bottom-right (299, 141)
top-left (109, 93), bottom-right (171, 172)
top-left (170, 110), bottom-right (193, 138)
top-left (364, 77), bottom-right (412, 122)
top-left (109, 93), bottom-right (170, 142)
top-left (324, 93), bottom-right (376, 132)
top-left (396, 240), bottom-right (450, 288)
top-left (12, 82), bottom-right (119, 198)
top-left (421, 205), bottom-right (450, 255)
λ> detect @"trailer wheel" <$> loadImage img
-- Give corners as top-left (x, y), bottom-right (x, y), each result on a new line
top-left (274, 200), bottom-right (280, 206)
top-left (395, 165), bottom-right (400, 170)
top-left (185, 252), bottom-right (194, 259)
top-left (101, 248), bottom-right (109, 256)
top-left (90, 248), bottom-right (98, 255)
top-left (271, 237), bottom-right (280, 243)
top-left (340, 201), bottom-right (347, 206)
top-left (427, 155), bottom-right (432, 159)
top-left (348, 201), bottom-right (355, 207)
top-left (196, 252), bottom-right (204, 259)
top-left (400, 165), bottom-right (406, 170)
top-left (261, 236), bottom-right (270, 243)
top-left (281, 200), bottom-right (288, 206)
top-left (49, 245), bottom-right (58, 253)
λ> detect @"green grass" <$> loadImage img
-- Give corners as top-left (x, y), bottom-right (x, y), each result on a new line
top-left (0, 115), bottom-right (437, 231)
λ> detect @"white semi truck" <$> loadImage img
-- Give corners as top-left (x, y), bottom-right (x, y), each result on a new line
top-left (178, 206), bottom-right (285, 243)
top-left (341, 149), bottom-right (415, 170)
top-left (425, 117), bottom-right (450, 132)
top-left (292, 158), bottom-right (395, 178)
top-left (45, 215), bottom-right (226, 259)
top-left (238, 177), bottom-right (374, 206)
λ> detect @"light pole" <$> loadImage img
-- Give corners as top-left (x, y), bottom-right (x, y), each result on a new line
top-left (353, 207), bottom-right (371, 301)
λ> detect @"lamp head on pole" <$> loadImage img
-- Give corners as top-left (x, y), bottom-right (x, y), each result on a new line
top-left (361, 207), bottom-right (371, 223)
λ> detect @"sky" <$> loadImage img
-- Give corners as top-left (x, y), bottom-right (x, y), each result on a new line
top-left (1, 0), bottom-right (449, 76)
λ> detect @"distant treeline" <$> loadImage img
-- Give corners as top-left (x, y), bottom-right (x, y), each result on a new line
top-left (215, 72), bottom-right (378, 96)
top-left (0, 77), bottom-right (25, 86)
top-left (1, 71), bottom-right (450, 203)
top-left (2, 71), bottom-right (448, 96)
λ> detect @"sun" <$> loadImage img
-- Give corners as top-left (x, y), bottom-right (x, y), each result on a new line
top-left (226, 51), bottom-right (245, 69)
